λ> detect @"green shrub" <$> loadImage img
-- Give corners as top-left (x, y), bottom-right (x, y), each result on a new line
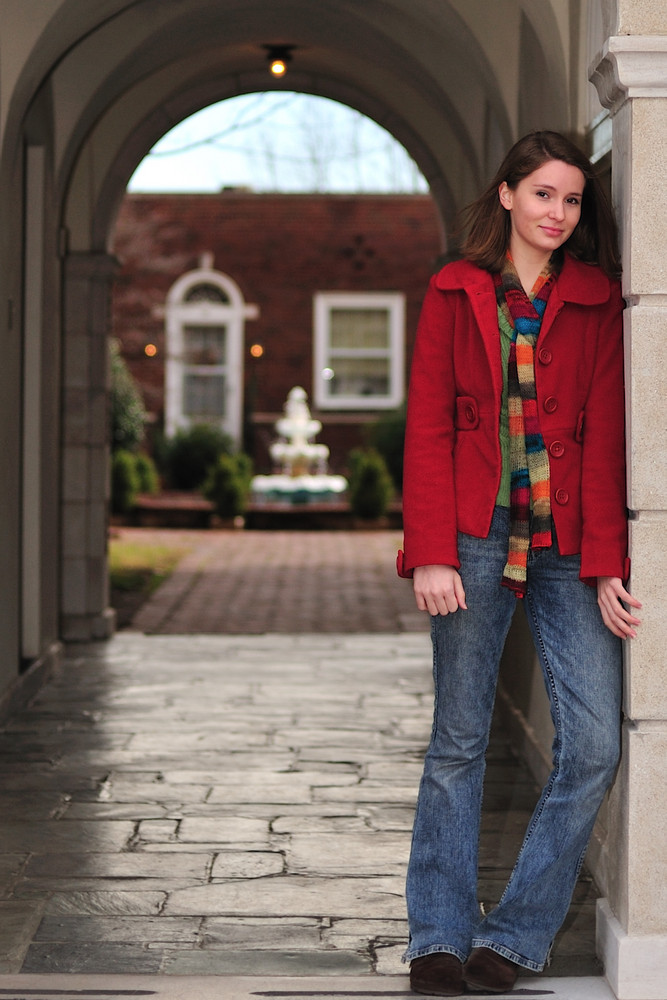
top-left (110, 340), bottom-right (146, 453)
top-left (366, 404), bottom-right (406, 491)
top-left (134, 452), bottom-right (160, 494)
top-left (111, 449), bottom-right (141, 514)
top-left (150, 426), bottom-right (171, 479)
top-left (203, 453), bottom-right (253, 519)
top-left (233, 451), bottom-right (254, 491)
top-left (166, 424), bottom-right (234, 490)
top-left (347, 448), bottom-right (395, 520)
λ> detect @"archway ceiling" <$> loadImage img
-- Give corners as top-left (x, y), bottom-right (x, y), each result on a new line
top-left (11, 0), bottom-right (563, 247)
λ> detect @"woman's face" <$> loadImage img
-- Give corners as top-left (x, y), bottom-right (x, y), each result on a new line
top-left (498, 159), bottom-right (585, 261)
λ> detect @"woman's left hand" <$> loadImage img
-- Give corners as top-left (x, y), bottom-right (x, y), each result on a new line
top-left (597, 576), bottom-right (642, 638)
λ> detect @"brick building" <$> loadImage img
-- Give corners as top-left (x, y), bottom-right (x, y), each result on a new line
top-left (111, 191), bottom-right (442, 473)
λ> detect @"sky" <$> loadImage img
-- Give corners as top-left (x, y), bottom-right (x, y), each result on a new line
top-left (128, 93), bottom-right (429, 194)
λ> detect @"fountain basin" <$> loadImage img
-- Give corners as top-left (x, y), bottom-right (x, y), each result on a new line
top-left (251, 473), bottom-right (348, 505)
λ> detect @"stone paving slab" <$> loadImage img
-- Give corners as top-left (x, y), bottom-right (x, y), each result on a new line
top-left (0, 631), bottom-right (602, 982)
top-left (0, 972), bottom-right (618, 998)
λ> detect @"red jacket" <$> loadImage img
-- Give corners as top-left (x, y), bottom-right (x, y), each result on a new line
top-left (398, 253), bottom-right (629, 585)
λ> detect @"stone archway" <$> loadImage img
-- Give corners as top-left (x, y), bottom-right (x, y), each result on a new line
top-left (0, 3), bottom-right (570, 667)
top-left (51, 2), bottom-right (533, 646)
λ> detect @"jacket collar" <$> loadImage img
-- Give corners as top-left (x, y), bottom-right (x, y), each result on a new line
top-left (431, 253), bottom-right (615, 407)
top-left (434, 252), bottom-right (612, 305)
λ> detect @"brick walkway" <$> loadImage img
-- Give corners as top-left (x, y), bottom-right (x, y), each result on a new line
top-left (120, 528), bottom-right (422, 634)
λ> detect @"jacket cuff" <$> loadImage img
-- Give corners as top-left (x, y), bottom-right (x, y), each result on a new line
top-left (580, 557), bottom-right (631, 589)
top-left (396, 549), bottom-right (414, 579)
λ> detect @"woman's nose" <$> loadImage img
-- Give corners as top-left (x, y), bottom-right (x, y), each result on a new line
top-left (549, 201), bottom-right (565, 220)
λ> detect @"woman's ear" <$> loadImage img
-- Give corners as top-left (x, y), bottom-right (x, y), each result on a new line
top-left (498, 182), bottom-right (512, 210)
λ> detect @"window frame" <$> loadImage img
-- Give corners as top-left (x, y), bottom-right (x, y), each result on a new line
top-left (164, 266), bottom-right (258, 444)
top-left (313, 291), bottom-right (405, 410)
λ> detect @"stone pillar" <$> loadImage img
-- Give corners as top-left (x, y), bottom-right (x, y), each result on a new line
top-left (590, 32), bottom-right (667, 1000)
top-left (61, 252), bottom-right (117, 642)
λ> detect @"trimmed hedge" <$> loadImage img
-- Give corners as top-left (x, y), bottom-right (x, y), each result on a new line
top-left (203, 453), bottom-right (254, 519)
top-left (165, 424), bottom-right (234, 490)
top-left (347, 448), bottom-right (395, 520)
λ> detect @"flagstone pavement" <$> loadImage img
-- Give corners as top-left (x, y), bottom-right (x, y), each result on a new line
top-left (0, 529), bottom-right (612, 997)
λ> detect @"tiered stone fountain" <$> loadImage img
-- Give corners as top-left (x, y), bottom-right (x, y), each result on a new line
top-left (251, 386), bottom-right (348, 504)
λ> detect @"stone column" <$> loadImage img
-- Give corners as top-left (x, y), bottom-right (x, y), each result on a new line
top-left (590, 32), bottom-right (667, 1000)
top-left (61, 252), bottom-right (117, 642)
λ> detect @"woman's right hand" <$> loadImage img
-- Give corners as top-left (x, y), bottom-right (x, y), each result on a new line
top-left (413, 564), bottom-right (467, 616)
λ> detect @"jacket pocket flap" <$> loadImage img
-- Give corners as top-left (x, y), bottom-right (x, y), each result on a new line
top-left (455, 395), bottom-right (479, 429)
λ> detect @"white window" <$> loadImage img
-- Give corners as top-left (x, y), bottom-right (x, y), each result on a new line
top-left (164, 261), bottom-right (258, 445)
top-left (313, 292), bottom-right (405, 410)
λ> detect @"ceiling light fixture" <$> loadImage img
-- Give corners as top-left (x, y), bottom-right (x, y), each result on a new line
top-left (263, 44), bottom-right (295, 77)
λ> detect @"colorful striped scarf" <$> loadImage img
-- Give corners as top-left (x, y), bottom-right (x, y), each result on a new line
top-left (494, 256), bottom-right (557, 596)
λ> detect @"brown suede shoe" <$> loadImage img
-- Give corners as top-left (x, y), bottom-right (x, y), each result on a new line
top-left (462, 946), bottom-right (520, 993)
top-left (409, 952), bottom-right (464, 996)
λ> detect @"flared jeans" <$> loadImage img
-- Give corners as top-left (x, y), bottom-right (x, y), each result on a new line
top-left (404, 507), bottom-right (622, 971)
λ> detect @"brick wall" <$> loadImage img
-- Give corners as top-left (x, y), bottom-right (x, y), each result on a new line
top-left (111, 191), bottom-right (442, 472)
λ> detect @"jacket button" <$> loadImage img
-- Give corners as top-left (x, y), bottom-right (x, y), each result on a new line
top-left (544, 396), bottom-right (558, 413)
top-left (555, 488), bottom-right (569, 505)
top-left (538, 348), bottom-right (553, 364)
top-left (465, 405), bottom-right (476, 423)
top-left (550, 441), bottom-right (565, 457)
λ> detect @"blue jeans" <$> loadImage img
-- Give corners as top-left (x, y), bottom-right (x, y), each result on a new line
top-left (404, 507), bottom-right (622, 971)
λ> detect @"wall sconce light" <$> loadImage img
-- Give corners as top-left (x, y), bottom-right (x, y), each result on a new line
top-left (263, 44), bottom-right (295, 77)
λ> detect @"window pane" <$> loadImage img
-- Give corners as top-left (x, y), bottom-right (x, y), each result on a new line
top-left (184, 283), bottom-right (229, 303)
top-left (330, 309), bottom-right (389, 349)
top-left (184, 373), bottom-right (225, 417)
top-left (328, 358), bottom-right (390, 397)
top-left (183, 325), bottom-right (227, 364)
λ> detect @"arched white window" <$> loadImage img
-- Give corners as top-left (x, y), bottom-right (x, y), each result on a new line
top-left (164, 257), bottom-right (258, 446)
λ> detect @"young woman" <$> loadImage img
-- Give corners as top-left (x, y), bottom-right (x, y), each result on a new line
top-left (398, 131), bottom-right (641, 996)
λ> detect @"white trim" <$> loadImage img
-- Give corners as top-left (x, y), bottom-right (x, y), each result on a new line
top-left (313, 291), bottom-right (405, 410)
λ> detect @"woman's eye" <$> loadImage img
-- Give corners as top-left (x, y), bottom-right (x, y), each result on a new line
top-left (567, 197), bottom-right (581, 206)
top-left (536, 191), bottom-right (549, 198)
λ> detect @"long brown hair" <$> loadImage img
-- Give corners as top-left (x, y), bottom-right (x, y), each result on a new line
top-left (460, 131), bottom-right (621, 279)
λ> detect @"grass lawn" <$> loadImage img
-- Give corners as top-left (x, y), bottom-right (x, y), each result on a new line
top-left (109, 537), bottom-right (191, 626)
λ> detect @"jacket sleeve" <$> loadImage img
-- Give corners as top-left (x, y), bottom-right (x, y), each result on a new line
top-left (399, 276), bottom-right (460, 576)
top-left (579, 280), bottom-right (630, 584)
